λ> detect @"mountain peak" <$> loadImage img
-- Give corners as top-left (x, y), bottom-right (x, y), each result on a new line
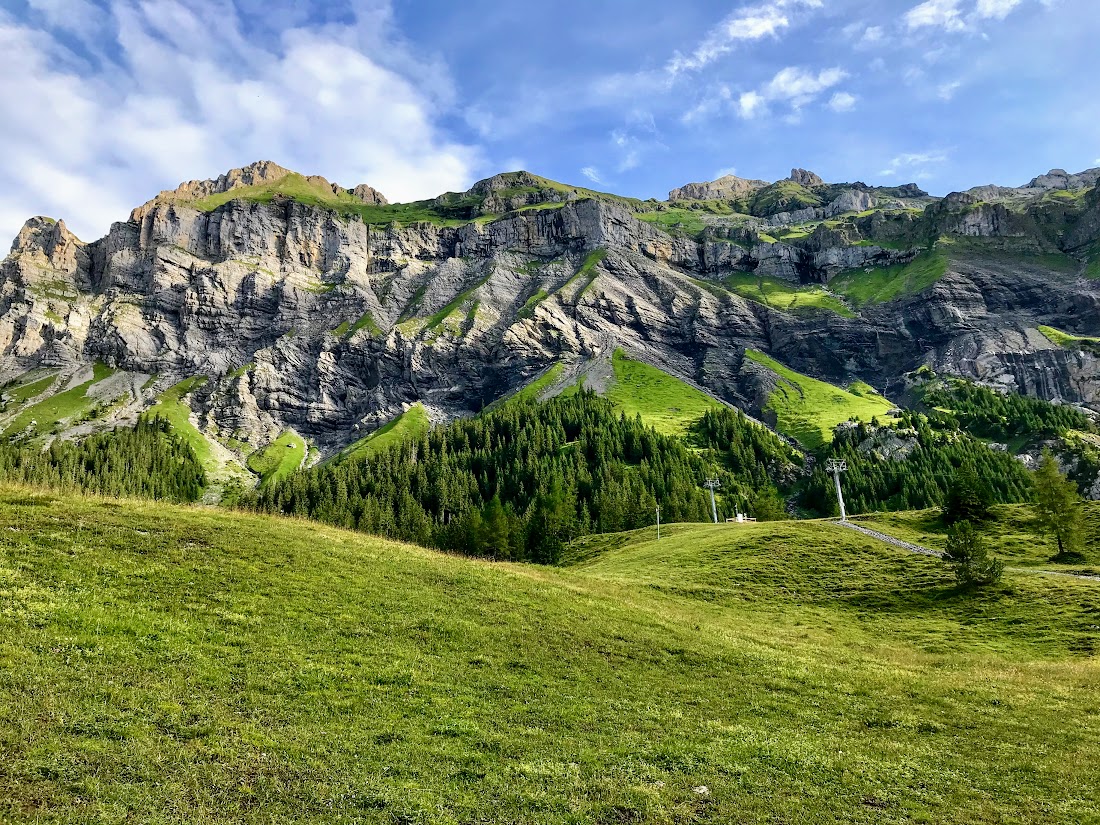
top-left (787, 168), bottom-right (824, 188)
top-left (669, 173), bottom-right (769, 202)
top-left (130, 161), bottom-right (388, 221)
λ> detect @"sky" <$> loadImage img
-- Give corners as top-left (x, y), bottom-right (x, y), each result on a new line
top-left (1, 0), bottom-right (1098, 243)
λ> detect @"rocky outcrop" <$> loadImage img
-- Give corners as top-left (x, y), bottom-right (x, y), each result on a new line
top-left (788, 168), bottom-right (825, 188)
top-left (668, 174), bottom-right (768, 202)
top-left (1026, 167), bottom-right (1100, 191)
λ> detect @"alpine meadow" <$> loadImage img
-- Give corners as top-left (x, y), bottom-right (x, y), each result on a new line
top-left (2, 0), bottom-right (1100, 822)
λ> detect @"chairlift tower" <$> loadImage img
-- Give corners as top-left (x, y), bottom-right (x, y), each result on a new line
top-left (703, 478), bottom-right (721, 524)
top-left (825, 459), bottom-right (848, 521)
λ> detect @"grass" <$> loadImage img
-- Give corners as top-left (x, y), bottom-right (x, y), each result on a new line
top-left (1, 490), bottom-right (1097, 823)
top-left (337, 404), bottom-right (431, 463)
top-left (1038, 324), bottom-right (1100, 355)
top-left (491, 364), bottom-right (566, 408)
top-left (561, 249), bottom-right (607, 299)
top-left (332, 311), bottom-right (381, 339)
top-left (3, 373), bottom-right (57, 407)
top-left (853, 504), bottom-right (1100, 573)
top-left (424, 276), bottom-right (491, 332)
top-left (829, 250), bottom-right (948, 306)
top-left (144, 377), bottom-right (215, 475)
top-left (636, 208), bottom-right (711, 236)
top-left (517, 289), bottom-right (549, 319)
top-left (745, 350), bottom-right (895, 450)
top-left (247, 431), bottom-right (306, 489)
top-left (605, 350), bottom-right (723, 436)
top-left (2, 364), bottom-right (116, 437)
top-left (723, 273), bottom-right (854, 317)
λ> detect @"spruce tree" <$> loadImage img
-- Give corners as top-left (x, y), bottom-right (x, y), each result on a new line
top-left (944, 521), bottom-right (1003, 587)
top-left (942, 463), bottom-right (992, 525)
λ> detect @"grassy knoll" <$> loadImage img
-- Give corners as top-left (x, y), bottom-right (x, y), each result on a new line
top-left (338, 403), bottom-right (431, 463)
top-left (1038, 324), bottom-right (1100, 355)
top-left (745, 350), bottom-right (894, 450)
top-left (492, 363), bottom-right (566, 408)
top-left (144, 377), bottom-right (216, 473)
top-left (2, 363), bottom-right (116, 436)
top-left (854, 503), bottom-right (1100, 573)
top-left (724, 273), bottom-right (854, 317)
top-left (829, 250), bottom-right (948, 306)
top-left (1, 492), bottom-right (1097, 823)
top-left (606, 350), bottom-right (723, 435)
top-left (247, 431), bottom-right (306, 488)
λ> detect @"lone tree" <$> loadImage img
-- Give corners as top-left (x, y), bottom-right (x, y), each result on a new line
top-left (1032, 450), bottom-right (1085, 561)
top-left (942, 463), bottom-right (993, 525)
top-left (944, 520), bottom-right (1003, 587)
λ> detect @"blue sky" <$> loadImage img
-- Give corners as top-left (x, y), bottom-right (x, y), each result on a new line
top-left (1, 0), bottom-right (1098, 242)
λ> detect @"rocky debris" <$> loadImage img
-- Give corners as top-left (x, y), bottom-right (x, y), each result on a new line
top-left (788, 168), bottom-right (825, 188)
top-left (668, 173), bottom-right (769, 202)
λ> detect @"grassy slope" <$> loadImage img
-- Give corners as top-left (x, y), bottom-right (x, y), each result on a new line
top-left (338, 404), bottom-right (431, 463)
top-left (247, 431), bottom-right (306, 488)
top-left (606, 350), bottom-right (723, 435)
top-left (829, 250), bottom-right (948, 306)
top-left (1, 491), bottom-right (1097, 823)
top-left (144, 378), bottom-right (217, 474)
top-left (2, 364), bottom-right (116, 435)
top-left (4, 373), bottom-right (57, 407)
top-left (724, 273), bottom-right (854, 317)
top-left (1038, 324), bottom-right (1100, 354)
top-left (854, 503), bottom-right (1100, 573)
top-left (746, 350), bottom-right (894, 450)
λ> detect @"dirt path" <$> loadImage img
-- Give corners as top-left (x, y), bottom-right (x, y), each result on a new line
top-left (832, 519), bottom-right (1100, 582)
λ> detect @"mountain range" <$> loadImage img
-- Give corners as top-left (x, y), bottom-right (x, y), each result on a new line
top-left (3, 159), bottom-right (1100, 494)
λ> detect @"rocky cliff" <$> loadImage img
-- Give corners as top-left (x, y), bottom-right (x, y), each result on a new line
top-left (3, 161), bottom-right (1100, 481)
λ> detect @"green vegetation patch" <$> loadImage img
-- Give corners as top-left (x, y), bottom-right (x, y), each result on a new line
top-left (723, 273), bottom-right (854, 317)
top-left (517, 289), bottom-right (549, 319)
top-left (495, 364), bottom-right (566, 408)
top-left (829, 250), bottom-right (948, 306)
top-left (3, 373), bottom-right (57, 407)
top-left (3, 363), bottom-right (116, 437)
top-left (248, 431), bottom-right (306, 488)
top-left (561, 249), bottom-right (607, 299)
top-left (144, 377), bottom-right (216, 475)
top-left (745, 350), bottom-right (894, 450)
top-left (332, 311), bottom-right (382, 339)
top-left (854, 503), bottom-right (1100, 572)
top-left (425, 276), bottom-right (491, 332)
top-left (337, 403), bottom-right (431, 463)
top-left (1039, 324), bottom-right (1100, 355)
top-left (606, 350), bottom-right (723, 436)
top-left (6, 492), bottom-right (1096, 821)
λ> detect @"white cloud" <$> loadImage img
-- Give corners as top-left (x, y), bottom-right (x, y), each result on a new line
top-left (714, 167), bottom-right (739, 179)
top-left (937, 80), bottom-right (963, 100)
top-left (581, 166), bottom-right (605, 185)
top-left (976, 0), bottom-right (1023, 18)
top-left (667, 0), bottom-right (823, 76)
top-left (861, 25), bottom-right (886, 44)
top-left (827, 91), bottom-right (857, 112)
top-left (905, 0), bottom-right (967, 32)
top-left (732, 66), bottom-right (847, 119)
top-left (880, 150), bottom-right (950, 178)
top-left (737, 90), bottom-right (768, 119)
top-left (906, 0), bottom-right (1034, 33)
top-left (0, 1), bottom-right (480, 244)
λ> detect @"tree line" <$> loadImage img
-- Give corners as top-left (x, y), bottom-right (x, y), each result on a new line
top-left (242, 392), bottom-right (796, 563)
top-left (0, 417), bottom-right (205, 501)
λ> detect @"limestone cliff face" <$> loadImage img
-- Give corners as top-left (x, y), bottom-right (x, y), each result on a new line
top-left (3, 162), bottom-right (1100, 459)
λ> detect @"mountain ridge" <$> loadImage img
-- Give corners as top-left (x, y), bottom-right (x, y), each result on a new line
top-left (3, 158), bottom-right (1100, 494)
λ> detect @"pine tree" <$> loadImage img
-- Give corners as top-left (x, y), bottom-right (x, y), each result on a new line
top-left (1032, 450), bottom-right (1085, 560)
top-left (942, 463), bottom-right (993, 525)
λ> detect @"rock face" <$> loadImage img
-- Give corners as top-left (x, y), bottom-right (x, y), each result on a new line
top-left (788, 168), bottom-right (825, 188)
top-left (3, 161), bottom-right (1100, 465)
top-left (669, 174), bottom-right (768, 201)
